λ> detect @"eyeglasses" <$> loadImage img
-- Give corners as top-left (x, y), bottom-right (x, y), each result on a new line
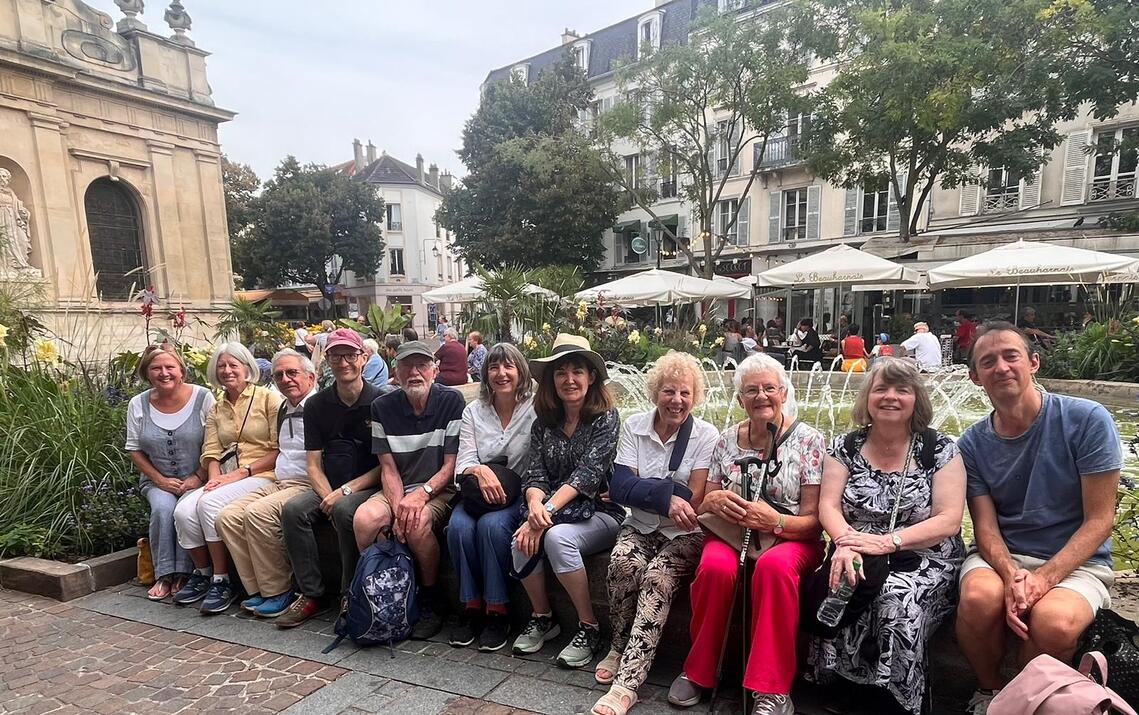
top-left (326, 352), bottom-right (363, 363)
top-left (741, 385), bottom-right (783, 399)
top-left (272, 368), bottom-right (304, 381)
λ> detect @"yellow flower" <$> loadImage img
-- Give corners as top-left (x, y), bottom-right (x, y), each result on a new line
top-left (542, 323), bottom-right (552, 333)
top-left (524, 336), bottom-right (538, 350)
top-left (627, 330), bottom-right (641, 344)
top-left (578, 300), bottom-right (588, 309)
top-left (0, 323), bottom-right (7, 347)
top-left (33, 338), bottom-right (60, 364)
top-left (690, 339), bottom-right (700, 348)
top-left (713, 336), bottom-right (725, 347)
top-left (1132, 316), bottom-right (1139, 326)
top-left (697, 324), bottom-right (708, 336)
top-left (653, 327), bottom-right (662, 336)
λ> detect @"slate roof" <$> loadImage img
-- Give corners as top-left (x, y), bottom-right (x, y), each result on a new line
top-left (333, 154), bottom-right (444, 197)
top-left (483, 0), bottom-right (790, 87)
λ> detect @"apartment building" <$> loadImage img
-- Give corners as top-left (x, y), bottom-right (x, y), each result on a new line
top-left (333, 141), bottom-right (464, 336)
top-left (484, 0), bottom-right (1139, 329)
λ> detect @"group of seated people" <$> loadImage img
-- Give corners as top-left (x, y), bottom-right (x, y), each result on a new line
top-left (127, 321), bottom-right (1123, 715)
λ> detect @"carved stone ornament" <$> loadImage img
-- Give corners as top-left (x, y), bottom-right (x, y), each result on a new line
top-left (0, 169), bottom-right (39, 275)
top-left (114, 0), bottom-right (145, 18)
top-left (164, 1), bottom-right (192, 37)
top-left (61, 29), bottom-right (137, 71)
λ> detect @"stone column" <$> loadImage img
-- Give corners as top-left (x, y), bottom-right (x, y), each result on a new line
top-left (145, 139), bottom-right (181, 299)
top-left (192, 150), bottom-right (233, 304)
top-left (27, 111), bottom-right (70, 302)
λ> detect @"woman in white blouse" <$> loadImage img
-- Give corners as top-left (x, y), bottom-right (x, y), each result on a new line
top-left (446, 342), bottom-right (537, 652)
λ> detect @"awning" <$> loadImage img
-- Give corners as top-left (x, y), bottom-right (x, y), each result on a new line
top-left (648, 214), bottom-right (678, 228)
top-left (613, 219), bottom-right (642, 233)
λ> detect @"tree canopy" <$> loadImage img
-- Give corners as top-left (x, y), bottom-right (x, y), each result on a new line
top-left (601, 5), bottom-right (811, 278)
top-left (221, 156), bottom-right (260, 288)
top-left (1043, 0), bottom-right (1139, 121)
top-left (797, 0), bottom-right (1084, 242)
top-left (438, 56), bottom-right (627, 273)
top-left (242, 157), bottom-right (384, 293)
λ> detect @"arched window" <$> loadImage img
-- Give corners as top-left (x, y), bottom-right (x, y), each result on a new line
top-left (84, 178), bottom-right (145, 300)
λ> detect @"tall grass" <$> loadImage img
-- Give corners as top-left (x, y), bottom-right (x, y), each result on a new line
top-left (0, 362), bottom-right (138, 559)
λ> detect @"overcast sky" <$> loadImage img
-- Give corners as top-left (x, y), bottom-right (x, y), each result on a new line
top-left (89, 0), bottom-right (649, 181)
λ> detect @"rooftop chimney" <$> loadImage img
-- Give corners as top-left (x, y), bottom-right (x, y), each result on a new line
top-left (428, 163), bottom-right (439, 189)
top-left (366, 141), bottom-right (377, 164)
top-left (561, 28), bottom-right (580, 46)
top-left (440, 171), bottom-right (453, 192)
top-left (416, 153), bottom-right (425, 183)
top-left (352, 138), bottom-right (364, 171)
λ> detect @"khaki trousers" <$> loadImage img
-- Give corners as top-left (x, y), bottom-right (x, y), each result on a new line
top-left (216, 480), bottom-right (311, 597)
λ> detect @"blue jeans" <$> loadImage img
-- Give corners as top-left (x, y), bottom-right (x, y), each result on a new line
top-left (447, 502), bottom-right (521, 606)
top-left (140, 480), bottom-right (193, 580)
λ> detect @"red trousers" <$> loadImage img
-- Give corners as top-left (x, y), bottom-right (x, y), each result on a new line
top-left (683, 535), bottom-right (825, 694)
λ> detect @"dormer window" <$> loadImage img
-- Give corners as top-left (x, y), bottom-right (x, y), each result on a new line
top-left (638, 13), bottom-right (662, 56)
top-left (511, 64), bottom-right (529, 84)
top-left (571, 41), bottom-right (590, 74)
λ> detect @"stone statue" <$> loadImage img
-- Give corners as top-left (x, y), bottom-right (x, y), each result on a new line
top-left (114, 0), bottom-right (145, 18)
top-left (164, 1), bottom-right (192, 39)
top-left (0, 169), bottom-right (33, 271)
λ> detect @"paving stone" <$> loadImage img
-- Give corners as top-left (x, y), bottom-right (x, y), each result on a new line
top-left (486, 675), bottom-right (598, 715)
top-left (338, 647), bottom-right (509, 699)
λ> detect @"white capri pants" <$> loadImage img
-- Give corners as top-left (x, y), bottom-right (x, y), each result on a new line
top-left (511, 512), bottom-right (621, 575)
top-left (173, 478), bottom-right (273, 549)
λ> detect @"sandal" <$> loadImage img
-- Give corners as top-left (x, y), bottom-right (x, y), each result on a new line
top-left (594, 648), bottom-right (621, 684)
top-left (591, 684), bottom-right (637, 715)
top-left (147, 577), bottom-right (173, 601)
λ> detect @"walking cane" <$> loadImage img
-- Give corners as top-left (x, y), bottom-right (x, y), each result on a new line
top-left (707, 429), bottom-right (780, 714)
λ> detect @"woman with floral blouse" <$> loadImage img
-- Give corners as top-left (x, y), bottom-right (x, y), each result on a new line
top-left (509, 334), bottom-right (624, 670)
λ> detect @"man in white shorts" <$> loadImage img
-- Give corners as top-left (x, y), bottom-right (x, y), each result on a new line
top-left (954, 322), bottom-right (1123, 714)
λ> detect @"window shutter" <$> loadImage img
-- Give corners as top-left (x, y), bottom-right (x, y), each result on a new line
top-left (1061, 130), bottom-right (1091, 206)
top-left (602, 96), bottom-right (613, 113)
top-left (959, 181), bottom-right (981, 217)
top-left (843, 187), bottom-right (860, 236)
top-left (1019, 169), bottom-right (1042, 210)
top-left (736, 196), bottom-right (750, 245)
top-left (886, 171), bottom-right (907, 231)
top-left (769, 191), bottom-right (782, 243)
top-left (806, 185), bottom-right (822, 240)
top-left (707, 129), bottom-right (718, 179)
top-left (730, 118), bottom-right (743, 176)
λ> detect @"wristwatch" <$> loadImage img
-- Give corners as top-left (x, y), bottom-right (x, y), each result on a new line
top-left (891, 532), bottom-right (903, 552)
top-left (341, 485), bottom-right (353, 497)
top-left (544, 501), bottom-right (557, 515)
top-left (422, 482), bottom-right (435, 496)
top-left (773, 513), bottom-right (786, 536)
top-left (244, 465), bottom-right (253, 477)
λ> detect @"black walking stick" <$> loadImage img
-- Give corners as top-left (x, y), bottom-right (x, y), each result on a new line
top-left (708, 423), bottom-right (785, 713)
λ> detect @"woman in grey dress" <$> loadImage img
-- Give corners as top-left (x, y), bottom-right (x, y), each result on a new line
top-left (807, 358), bottom-right (966, 714)
top-left (126, 346), bottom-right (215, 600)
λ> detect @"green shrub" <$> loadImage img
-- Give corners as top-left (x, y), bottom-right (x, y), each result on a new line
top-left (0, 361), bottom-right (139, 560)
top-left (1040, 319), bottom-right (1139, 382)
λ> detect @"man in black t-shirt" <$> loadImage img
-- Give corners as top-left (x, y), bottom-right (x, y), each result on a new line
top-left (277, 329), bottom-right (387, 628)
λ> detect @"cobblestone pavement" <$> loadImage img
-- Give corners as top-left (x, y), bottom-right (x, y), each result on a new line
top-left (0, 588), bottom-right (345, 714)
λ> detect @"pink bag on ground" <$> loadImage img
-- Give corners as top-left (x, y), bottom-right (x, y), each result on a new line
top-left (989, 651), bottom-right (1137, 715)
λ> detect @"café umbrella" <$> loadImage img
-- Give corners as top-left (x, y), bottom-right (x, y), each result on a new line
top-left (421, 275), bottom-right (559, 304)
top-left (926, 239), bottom-right (1139, 318)
top-left (748, 244), bottom-right (921, 288)
top-left (575, 268), bottom-right (750, 307)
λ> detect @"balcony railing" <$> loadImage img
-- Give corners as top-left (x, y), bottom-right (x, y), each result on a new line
top-left (387, 221), bottom-right (402, 231)
top-left (659, 179), bottom-right (677, 199)
top-left (755, 135), bottom-right (803, 171)
top-left (983, 191), bottom-right (1019, 213)
top-left (1089, 176), bottom-right (1137, 202)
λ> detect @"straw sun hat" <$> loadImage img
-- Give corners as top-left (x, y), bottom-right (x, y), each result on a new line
top-left (528, 333), bottom-right (609, 382)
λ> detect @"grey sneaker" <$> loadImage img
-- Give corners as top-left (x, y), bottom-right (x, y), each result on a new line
top-left (751, 693), bottom-right (794, 715)
top-left (556, 622), bottom-right (602, 669)
top-left (511, 614), bottom-right (561, 654)
top-left (668, 673), bottom-right (704, 708)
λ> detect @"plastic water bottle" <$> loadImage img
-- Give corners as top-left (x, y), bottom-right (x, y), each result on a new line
top-left (816, 579), bottom-right (856, 628)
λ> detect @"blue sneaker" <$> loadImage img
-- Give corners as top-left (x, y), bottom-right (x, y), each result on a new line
top-left (253, 591), bottom-right (296, 618)
top-left (200, 579), bottom-right (237, 615)
top-left (240, 594), bottom-right (265, 612)
top-left (172, 572), bottom-right (210, 606)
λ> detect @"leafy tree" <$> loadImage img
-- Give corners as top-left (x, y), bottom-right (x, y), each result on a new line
top-left (221, 156), bottom-right (260, 287)
top-left (438, 56), bottom-right (626, 272)
top-left (1043, 0), bottom-right (1139, 121)
top-left (244, 157), bottom-right (384, 305)
top-left (797, 0), bottom-right (1080, 242)
top-left (601, 6), bottom-right (811, 278)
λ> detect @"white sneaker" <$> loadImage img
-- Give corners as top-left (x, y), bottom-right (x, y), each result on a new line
top-left (966, 688), bottom-right (999, 715)
top-left (751, 692), bottom-right (794, 715)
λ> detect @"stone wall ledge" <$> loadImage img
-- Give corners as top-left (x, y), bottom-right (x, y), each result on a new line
top-left (0, 546), bottom-right (137, 601)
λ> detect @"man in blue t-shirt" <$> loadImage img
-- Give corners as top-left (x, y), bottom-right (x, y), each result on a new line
top-left (955, 322), bottom-right (1122, 714)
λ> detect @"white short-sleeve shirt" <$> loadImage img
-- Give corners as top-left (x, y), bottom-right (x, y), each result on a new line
top-left (616, 410), bottom-right (719, 539)
top-left (455, 397), bottom-right (537, 479)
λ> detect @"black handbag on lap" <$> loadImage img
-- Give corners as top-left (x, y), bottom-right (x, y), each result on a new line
top-left (1077, 608), bottom-right (1139, 704)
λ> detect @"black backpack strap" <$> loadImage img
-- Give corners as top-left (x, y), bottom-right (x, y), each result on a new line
top-left (277, 402), bottom-right (288, 433)
top-left (668, 415), bottom-right (695, 472)
top-left (842, 428), bottom-right (867, 464)
top-left (509, 531), bottom-right (548, 580)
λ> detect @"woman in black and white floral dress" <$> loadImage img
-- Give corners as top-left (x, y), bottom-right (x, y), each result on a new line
top-left (807, 358), bottom-right (966, 714)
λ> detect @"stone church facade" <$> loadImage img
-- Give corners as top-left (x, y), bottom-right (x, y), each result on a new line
top-left (0, 0), bottom-right (234, 357)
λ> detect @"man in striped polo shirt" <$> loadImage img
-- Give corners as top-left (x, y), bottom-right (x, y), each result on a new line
top-left (353, 340), bottom-right (465, 640)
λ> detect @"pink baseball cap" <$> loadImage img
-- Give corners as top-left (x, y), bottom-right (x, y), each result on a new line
top-left (324, 328), bottom-right (365, 352)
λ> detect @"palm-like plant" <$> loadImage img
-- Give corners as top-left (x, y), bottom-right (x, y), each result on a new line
top-left (339, 303), bottom-right (412, 341)
top-left (213, 298), bottom-right (287, 354)
top-left (471, 264), bottom-right (539, 345)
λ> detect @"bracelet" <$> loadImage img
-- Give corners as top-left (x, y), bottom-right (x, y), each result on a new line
top-left (244, 465), bottom-right (253, 477)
